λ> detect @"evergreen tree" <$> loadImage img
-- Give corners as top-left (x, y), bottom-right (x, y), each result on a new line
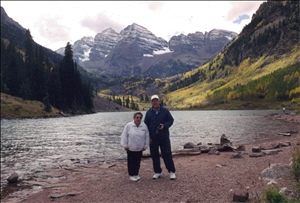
top-left (58, 42), bottom-right (94, 113)
top-left (48, 67), bottom-right (64, 109)
top-left (60, 42), bottom-right (76, 110)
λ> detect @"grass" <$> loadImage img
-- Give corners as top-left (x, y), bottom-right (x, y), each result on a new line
top-left (1, 93), bottom-right (60, 119)
top-left (262, 146), bottom-right (300, 203)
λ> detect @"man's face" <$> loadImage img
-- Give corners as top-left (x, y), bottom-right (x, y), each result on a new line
top-left (151, 99), bottom-right (160, 108)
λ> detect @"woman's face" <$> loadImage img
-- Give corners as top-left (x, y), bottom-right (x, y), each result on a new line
top-left (134, 114), bottom-right (142, 125)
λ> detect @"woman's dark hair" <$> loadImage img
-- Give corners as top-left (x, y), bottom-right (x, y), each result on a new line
top-left (133, 112), bottom-right (143, 119)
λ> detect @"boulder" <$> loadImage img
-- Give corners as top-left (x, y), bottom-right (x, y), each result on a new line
top-left (183, 142), bottom-right (196, 149)
top-left (7, 172), bottom-right (19, 184)
top-left (260, 163), bottom-right (291, 180)
top-left (236, 145), bottom-right (246, 151)
top-left (220, 134), bottom-right (232, 146)
top-left (231, 152), bottom-right (243, 159)
top-left (232, 189), bottom-right (249, 202)
top-left (252, 147), bottom-right (261, 153)
top-left (208, 148), bottom-right (218, 155)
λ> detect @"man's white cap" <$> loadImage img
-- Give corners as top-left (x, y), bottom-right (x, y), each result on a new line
top-left (151, 95), bottom-right (159, 100)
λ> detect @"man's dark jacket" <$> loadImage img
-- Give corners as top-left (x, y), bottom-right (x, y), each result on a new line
top-left (144, 106), bottom-right (174, 139)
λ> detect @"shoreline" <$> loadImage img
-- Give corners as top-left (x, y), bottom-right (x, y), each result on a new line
top-left (1, 114), bottom-right (299, 203)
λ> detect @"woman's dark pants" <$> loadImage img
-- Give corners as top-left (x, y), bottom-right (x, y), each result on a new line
top-left (127, 150), bottom-right (143, 176)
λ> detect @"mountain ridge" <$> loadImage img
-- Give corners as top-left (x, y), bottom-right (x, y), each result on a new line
top-left (55, 23), bottom-right (237, 78)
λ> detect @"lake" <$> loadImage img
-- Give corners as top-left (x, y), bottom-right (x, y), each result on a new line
top-left (0, 110), bottom-right (296, 190)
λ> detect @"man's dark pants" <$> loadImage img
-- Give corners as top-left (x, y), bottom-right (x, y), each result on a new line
top-left (150, 135), bottom-right (176, 173)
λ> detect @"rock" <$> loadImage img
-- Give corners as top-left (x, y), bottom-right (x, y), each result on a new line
top-left (34, 170), bottom-right (65, 178)
top-left (220, 134), bottom-right (232, 146)
top-left (7, 172), bottom-right (19, 184)
top-left (262, 149), bottom-right (282, 155)
top-left (236, 145), bottom-right (245, 151)
top-left (218, 144), bottom-right (235, 152)
top-left (43, 183), bottom-right (71, 189)
top-left (231, 152), bottom-right (243, 159)
top-left (252, 147), bottom-right (261, 153)
top-left (183, 142), bottom-right (196, 149)
top-left (278, 132), bottom-right (291, 136)
top-left (260, 163), bottom-right (291, 180)
top-left (23, 180), bottom-right (49, 186)
top-left (279, 187), bottom-right (294, 197)
top-left (232, 189), bottom-right (249, 202)
top-left (208, 148), bottom-right (218, 155)
top-left (216, 164), bottom-right (227, 168)
top-left (173, 149), bottom-right (201, 156)
top-left (260, 142), bottom-right (281, 150)
top-left (50, 191), bottom-right (84, 198)
top-left (249, 153), bottom-right (265, 157)
top-left (279, 142), bottom-right (291, 147)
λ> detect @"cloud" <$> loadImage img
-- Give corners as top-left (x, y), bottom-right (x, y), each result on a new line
top-left (147, 2), bottom-right (165, 11)
top-left (1, 1), bottom-right (265, 50)
top-left (80, 13), bottom-right (125, 34)
top-left (36, 16), bottom-right (69, 40)
top-left (233, 14), bottom-right (250, 24)
top-left (225, 1), bottom-right (263, 21)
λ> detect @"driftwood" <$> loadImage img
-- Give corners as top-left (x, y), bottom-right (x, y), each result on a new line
top-left (172, 149), bottom-right (201, 156)
top-left (278, 132), bottom-right (291, 136)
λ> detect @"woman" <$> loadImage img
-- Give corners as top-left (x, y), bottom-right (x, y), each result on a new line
top-left (121, 112), bottom-right (149, 181)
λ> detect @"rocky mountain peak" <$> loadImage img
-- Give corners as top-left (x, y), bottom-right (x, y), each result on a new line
top-left (121, 23), bottom-right (153, 37)
top-left (55, 22), bottom-right (237, 77)
top-left (206, 29), bottom-right (237, 40)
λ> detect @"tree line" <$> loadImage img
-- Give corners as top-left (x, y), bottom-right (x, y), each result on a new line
top-left (1, 30), bottom-right (94, 114)
top-left (207, 62), bottom-right (300, 105)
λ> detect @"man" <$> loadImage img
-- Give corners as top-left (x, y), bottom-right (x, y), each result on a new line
top-left (144, 95), bottom-right (176, 180)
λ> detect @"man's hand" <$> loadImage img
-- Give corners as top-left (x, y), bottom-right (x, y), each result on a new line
top-left (158, 123), bottom-right (164, 130)
top-left (124, 147), bottom-right (129, 151)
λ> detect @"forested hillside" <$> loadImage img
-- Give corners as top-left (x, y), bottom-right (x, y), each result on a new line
top-left (162, 0), bottom-right (300, 110)
top-left (1, 31), bottom-right (94, 114)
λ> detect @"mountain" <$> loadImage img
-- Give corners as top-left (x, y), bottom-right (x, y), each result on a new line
top-left (56, 23), bottom-right (237, 78)
top-left (1, 6), bottom-right (100, 87)
top-left (163, 0), bottom-right (300, 109)
top-left (95, 0), bottom-right (299, 111)
top-left (1, 7), bottom-right (63, 67)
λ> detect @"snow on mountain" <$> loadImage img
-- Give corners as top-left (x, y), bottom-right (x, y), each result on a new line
top-left (55, 23), bottom-right (237, 77)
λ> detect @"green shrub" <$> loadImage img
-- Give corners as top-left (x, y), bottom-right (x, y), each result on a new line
top-left (291, 146), bottom-right (300, 181)
top-left (263, 189), bottom-right (289, 203)
top-left (296, 180), bottom-right (300, 200)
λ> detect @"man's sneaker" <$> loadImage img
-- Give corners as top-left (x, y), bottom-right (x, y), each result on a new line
top-left (135, 175), bottom-right (141, 180)
top-left (152, 173), bottom-right (162, 179)
top-left (170, 172), bottom-right (176, 180)
top-left (129, 176), bottom-right (138, 181)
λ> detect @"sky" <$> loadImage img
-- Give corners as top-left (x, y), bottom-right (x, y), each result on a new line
top-left (1, 1), bottom-right (265, 51)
